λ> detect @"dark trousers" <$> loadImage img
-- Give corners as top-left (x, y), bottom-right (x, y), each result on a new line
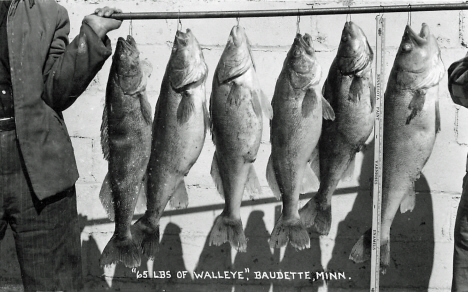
top-left (0, 129), bottom-right (83, 291)
top-left (453, 172), bottom-right (468, 292)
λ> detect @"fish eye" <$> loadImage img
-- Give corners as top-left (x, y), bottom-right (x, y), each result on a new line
top-left (402, 43), bottom-right (413, 52)
top-left (293, 48), bottom-right (302, 57)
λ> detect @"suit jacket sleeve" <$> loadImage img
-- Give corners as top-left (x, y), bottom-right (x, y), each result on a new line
top-left (42, 6), bottom-right (112, 112)
top-left (448, 52), bottom-right (468, 109)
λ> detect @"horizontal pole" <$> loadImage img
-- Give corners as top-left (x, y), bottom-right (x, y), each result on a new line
top-left (110, 3), bottom-right (468, 20)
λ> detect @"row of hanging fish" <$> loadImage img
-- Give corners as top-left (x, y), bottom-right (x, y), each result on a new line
top-left (96, 19), bottom-right (444, 272)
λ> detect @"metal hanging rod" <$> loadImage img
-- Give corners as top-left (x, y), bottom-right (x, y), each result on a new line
top-left (110, 3), bottom-right (468, 20)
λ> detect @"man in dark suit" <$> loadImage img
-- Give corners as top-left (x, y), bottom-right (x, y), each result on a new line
top-left (0, 1), bottom-right (122, 291)
top-left (449, 53), bottom-right (468, 291)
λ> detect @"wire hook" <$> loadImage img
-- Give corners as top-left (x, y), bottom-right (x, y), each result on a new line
top-left (346, 4), bottom-right (352, 22)
top-left (129, 19), bottom-right (133, 36)
top-left (237, 12), bottom-right (240, 27)
top-left (407, 4), bottom-right (412, 26)
top-left (177, 10), bottom-right (182, 31)
top-left (297, 9), bottom-right (301, 34)
top-left (376, 4), bottom-right (384, 19)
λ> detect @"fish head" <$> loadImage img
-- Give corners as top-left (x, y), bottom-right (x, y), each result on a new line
top-left (394, 23), bottom-right (445, 88)
top-left (113, 35), bottom-right (143, 93)
top-left (216, 25), bottom-right (253, 84)
top-left (169, 29), bottom-right (208, 91)
top-left (336, 21), bottom-right (373, 74)
top-left (286, 33), bottom-right (321, 88)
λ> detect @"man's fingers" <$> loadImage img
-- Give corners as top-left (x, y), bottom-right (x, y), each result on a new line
top-left (94, 7), bottom-right (121, 18)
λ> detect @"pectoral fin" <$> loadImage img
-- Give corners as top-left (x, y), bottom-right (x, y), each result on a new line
top-left (406, 89), bottom-right (426, 125)
top-left (349, 78), bottom-right (363, 103)
top-left (322, 96), bottom-right (336, 121)
top-left (227, 83), bottom-right (246, 108)
top-left (302, 89), bottom-right (318, 118)
top-left (100, 104), bottom-right (110, 161)
top-left (177, 92), bottom-right (195, 124)
top-left (436, 98), bottom-right (441, 133)
top-left (140, 94), bottom-right (153, 126)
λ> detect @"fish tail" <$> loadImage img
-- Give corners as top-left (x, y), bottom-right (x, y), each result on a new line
top-left (349, 228), bottom-right (372, 263)
top-left (169, 179), bottom-right (189, 209)
top-left (132, 215), bottom-right (160, 259)
top-left (99, 173), bottom-right (114, 221)
top-left (299, 196), bottom-right (332, 235)
top-left (209, 214), bottom-right (247, 252)
top-left (311, 203), bottom-right (332, 235)
top-left (100, 234), bottom-right (141, 268)
top-left (380, 239), bottom-right (391, 274)
top-left (299, 199), bottom-right (318, 228)
top-left (269, 215), bottom-right (310, 250)
top-left (244, 165), bottom-right (262, 199)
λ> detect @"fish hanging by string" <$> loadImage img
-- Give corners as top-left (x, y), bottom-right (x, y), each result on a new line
top-left (299, 21), bottom-right (375, 236)
top-left (267, 32), bottom-right (335, 250)
top-left (349, 23), bottom-right (445, 273)
top-left (99, 35), bottom-right (153, 268)
top-left (209, 25), bottom-right (272, 252)
top-left (132, 28), bottom-right (209, 259)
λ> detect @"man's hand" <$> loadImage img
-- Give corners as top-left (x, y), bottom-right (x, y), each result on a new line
top-left (84, 7), bottom-right (123, 41)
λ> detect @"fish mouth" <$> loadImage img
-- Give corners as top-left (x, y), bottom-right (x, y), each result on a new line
top-left (117, 35), bottom-right (137, 50)
top-left (230, 25), bottom-right (247, 47)
top-left (403, 23), bottom-right (429, 47)
top-left (342, 21), bottom-right (357, 40)
top-left (175, 29), bottom-right (194, 47)
top-left (293, 33), bottom-right (314, 55)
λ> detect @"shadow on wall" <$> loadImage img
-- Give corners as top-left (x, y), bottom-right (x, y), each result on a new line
top-left (327, 140), bottom-right (435, 291)
top-left (81, 209), bottom-right (327, 291)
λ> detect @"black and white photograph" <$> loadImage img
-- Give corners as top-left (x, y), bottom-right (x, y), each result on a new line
top-left (0, 0), bottom-right (466, 291)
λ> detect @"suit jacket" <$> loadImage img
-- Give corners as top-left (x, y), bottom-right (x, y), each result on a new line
top-left (6, 0), bottom-right (112, 199)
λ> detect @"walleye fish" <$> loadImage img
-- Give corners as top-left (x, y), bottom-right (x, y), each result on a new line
top-left (209, 25), bottom-right (272, 252)
top-left (350, 23), bottom-right (444, 272)
top-left (267, 33), bottom-right (335, 250)
top-left (300, 21), bottom-right (375, 236)
top-left (99, 35), bottom-right (153, 268)
top-left (132, 29), bottom-right (209, 259)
